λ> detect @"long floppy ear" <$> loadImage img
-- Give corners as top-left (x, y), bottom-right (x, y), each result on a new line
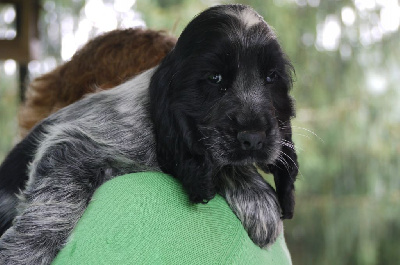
top-left (149, 52), bottom-right (216, 203)
top-left (268, 53), bottom-right (298, 219)
top-left (258, 122), bottom-right (298, 219)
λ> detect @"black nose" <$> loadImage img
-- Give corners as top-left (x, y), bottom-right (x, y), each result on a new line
top-left (237, 131), bottom-right (266, 150)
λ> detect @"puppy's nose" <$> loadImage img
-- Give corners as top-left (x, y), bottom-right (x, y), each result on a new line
top-left (237, 131), bottom-right (266, 150)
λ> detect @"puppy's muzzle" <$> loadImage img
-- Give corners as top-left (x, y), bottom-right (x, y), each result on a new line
top-left (237, 131), bottom-right (266, 150)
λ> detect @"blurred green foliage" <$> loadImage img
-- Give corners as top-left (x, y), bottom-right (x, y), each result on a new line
top-left (0, 73), bottom-right (18, 159)
top-left (0, 0), bottom-right (399, 264)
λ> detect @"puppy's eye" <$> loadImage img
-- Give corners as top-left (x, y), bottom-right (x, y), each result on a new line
top-left (208, 73), bottom-right (222, 84)
top-left (266, 71), bottom-right (279, 84)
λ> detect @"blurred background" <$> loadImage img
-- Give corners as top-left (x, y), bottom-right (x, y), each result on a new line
top-left (0, 0), bottom-right (399, 263)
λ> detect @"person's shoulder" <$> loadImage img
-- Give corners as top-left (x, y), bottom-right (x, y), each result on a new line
top-left (53, 172), bottom-right (292, 265)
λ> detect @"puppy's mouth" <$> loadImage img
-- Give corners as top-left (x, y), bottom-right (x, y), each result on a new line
top-left (199, 127), bottom-right (281, 166)
top-left (230, 145), bottom-right (279, 165)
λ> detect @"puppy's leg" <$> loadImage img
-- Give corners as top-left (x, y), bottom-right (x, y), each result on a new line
top-left (218, 165), bottom-right (283, 248)
top-left (0, 140), bottom-right (113, 264)
top-left (177, 156), bottom-right (217, 204)
top-left (0, 191), bottom-right (90, 264)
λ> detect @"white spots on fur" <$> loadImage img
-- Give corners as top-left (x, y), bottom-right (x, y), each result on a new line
top-left (223, 6), bottom-right (263, 29)
top-left (0, 65), bottom-right (162, 264)
top-left (220, 6), bottom-right (277, 48)
top-left (239, 8), bottom-right (263, 29)
top-left (28, 67), bottom-right (159, 188)
top-left (219, 167), bottom-right (283, 248)
top-left (107, 67), bottom-right (156, 115)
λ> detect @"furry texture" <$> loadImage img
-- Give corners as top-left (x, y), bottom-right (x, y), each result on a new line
top-left (18, 28), bottom-right (177, 138)
top-left (0, 28), bottom-right (176, 236)
top-left (0, 5), bottom-right (298, 264)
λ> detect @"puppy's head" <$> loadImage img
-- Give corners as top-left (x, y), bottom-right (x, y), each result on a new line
top-left (150, 5), bottom-right (296, 197)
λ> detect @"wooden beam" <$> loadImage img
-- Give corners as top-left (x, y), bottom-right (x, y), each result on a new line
top-left (0, 0), bottom-right (40, 63)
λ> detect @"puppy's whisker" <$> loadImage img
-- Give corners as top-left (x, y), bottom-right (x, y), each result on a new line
top-left (279, 151), bottom-right (303, 178)
top-left (198, 136), bottom-right (210, 142)
top-left (280, 140), bottom-right (295, 149)
top-left (278, 151), bottom-right (296, 168)
top-left (291, 132), bottom-right (314, 141)
top-left (282, 143), bottom-right (303, 153)
top-left (277, 119), bottom-right (290, 127)
top-left (280, 139), bottom-right (303, 152)
top-left (270, 159), bottom-right (286, 173)
top-left (276, 156), bottom-right (290, 174)
top-left (291, 126), bottom-right (324, 143)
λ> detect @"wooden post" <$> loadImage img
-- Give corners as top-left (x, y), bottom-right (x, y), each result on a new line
top-left (18, 64), bottom-right (28, 101)
top-left (0, 0), bottom-right (40, 101)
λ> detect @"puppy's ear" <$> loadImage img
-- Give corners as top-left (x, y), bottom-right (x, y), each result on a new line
top-left (259, 123), bottom-right (298, 219)
top-left (149, 53), bottom-right (216, 203)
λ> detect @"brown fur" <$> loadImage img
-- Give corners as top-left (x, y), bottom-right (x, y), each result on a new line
top-left (19, 28), bottom-right (177, 137)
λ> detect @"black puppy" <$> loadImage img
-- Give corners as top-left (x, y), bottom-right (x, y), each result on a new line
top-left (0, 4), bottom-right (298, 264)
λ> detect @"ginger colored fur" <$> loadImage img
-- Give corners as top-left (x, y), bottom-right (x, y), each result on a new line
top-left (19, 28), bottom-right (177, 137)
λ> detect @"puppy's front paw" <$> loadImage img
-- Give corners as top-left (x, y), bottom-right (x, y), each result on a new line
top-left (188, 189), bottom-right (216, 204)
top-left (224, 187), bottom-right (283, 248)
top-left (245, 198), bottom-right (283, 248)
top-left (219, 166), bottom-right (284, 248)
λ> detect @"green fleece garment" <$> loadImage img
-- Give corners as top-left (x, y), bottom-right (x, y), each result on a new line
top-left (53, 172), bottom-right (292, 265)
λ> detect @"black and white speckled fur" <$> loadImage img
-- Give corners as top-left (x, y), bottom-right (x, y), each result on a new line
top-left (0, 4), bottom-right (298, 264)
top-left (0, 69), bottom-right (159, 264)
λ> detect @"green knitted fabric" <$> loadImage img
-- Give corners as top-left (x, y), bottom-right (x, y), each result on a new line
top-left (53, 172), bottom-right (292, 265)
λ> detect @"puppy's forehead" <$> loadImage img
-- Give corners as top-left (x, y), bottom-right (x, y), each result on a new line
top-left (219, 6), bottom-right (277, 44)
top-left (175, 5), bottom-right (279, 58)
top-left (224, 6), bottom-right (263, 29)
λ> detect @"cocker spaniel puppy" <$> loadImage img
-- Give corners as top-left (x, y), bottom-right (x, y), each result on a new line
top-left (18, 28), bottom-right (177, 138)
top-left (0, 4), bottom-right (298, 264)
